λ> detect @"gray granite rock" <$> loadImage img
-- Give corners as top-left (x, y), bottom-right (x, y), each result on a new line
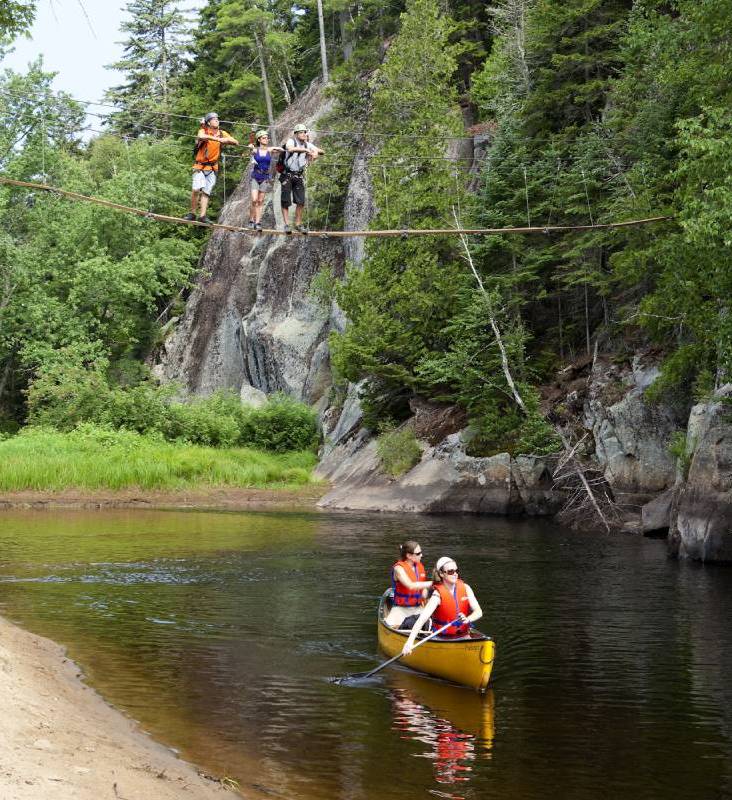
top-left (585, 357), bottom-right (677, 503)
top-left (669, 385), bottom-right (732, 562)
top-left (316, 430), bottom-right (563, 515)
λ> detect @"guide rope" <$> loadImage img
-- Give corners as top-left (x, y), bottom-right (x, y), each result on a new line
top-left (0, 175), bottom-right (671, 239)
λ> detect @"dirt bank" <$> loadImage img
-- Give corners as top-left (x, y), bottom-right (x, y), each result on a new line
top-left (0, 485), bottom-right (327, 512)
top-left (0, 614), bottom-right (249, 800)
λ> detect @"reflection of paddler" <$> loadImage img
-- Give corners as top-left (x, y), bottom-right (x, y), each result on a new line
top-left (389, 682), bottom-right (494, 792)
top-left (384, 541), bottom-right (433, 629)
top-left (388, 670), bottom-right (495, 749)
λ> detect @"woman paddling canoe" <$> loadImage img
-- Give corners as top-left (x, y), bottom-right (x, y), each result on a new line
top-left (401, 556), bottom-right (483, 656)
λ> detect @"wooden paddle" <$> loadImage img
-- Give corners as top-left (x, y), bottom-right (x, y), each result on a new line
top-left (334, 617), bottom-right (460, 685)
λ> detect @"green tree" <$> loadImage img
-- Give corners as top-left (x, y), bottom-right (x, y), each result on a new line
top-left (105, 0), bottom-right (192, 136)
top-left (0, 0), bottom-right (36, 39)
top-left (330, 0), bottom-right (468, 423)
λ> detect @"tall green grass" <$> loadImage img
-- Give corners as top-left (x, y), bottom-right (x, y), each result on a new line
top-left (0, 426), bottom-right (319, 491)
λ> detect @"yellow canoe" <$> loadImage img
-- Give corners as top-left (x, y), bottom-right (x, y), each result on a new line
top-left (377, 590), bottom-right (495, 692)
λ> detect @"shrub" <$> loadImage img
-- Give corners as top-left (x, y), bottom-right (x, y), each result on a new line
top-left (27, 361), bottom-right (113, 431)
top-left (162, 398), bottom-right (241, 448)
top-left (26, 363), bottom-right (319, 453)
top-left (668, 429), bottom-right (693, 480)
top-left (238, 394), bottom-right (319, 453)
top-left (376, 424), bottom-right (422, 477)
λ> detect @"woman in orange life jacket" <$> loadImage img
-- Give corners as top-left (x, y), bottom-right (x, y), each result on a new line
top-left (401, 557), bottom-right (482, 656)
top-left (384, 540), bottom-right (434, 629)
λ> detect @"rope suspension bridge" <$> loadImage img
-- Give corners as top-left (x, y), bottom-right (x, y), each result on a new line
top-left (0, 176), bottom-right (670, 239)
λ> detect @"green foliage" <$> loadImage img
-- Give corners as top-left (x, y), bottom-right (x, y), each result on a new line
top-left (26, 359), bottom-right (319, 453)
top-left (376, 424), bottom-right (422, 477)
top-left (105, 0), bottom-right (192, 135)
top-left (307, 263), bottom-right (339, 308)
top-left (331, 0), bottom-right (468, 421)
top-left (0, 425), bottom-right (317, 491)
top-left (463, 387), bottom-right (559, 457)
top-left (668, 429), bottom-right (692, 481)
top-left (0, 1), bottom-right (35, 39)
top-left (0, 62), bottom-right (198, 423)
top-left (238, 394), bottom-right (320, 452)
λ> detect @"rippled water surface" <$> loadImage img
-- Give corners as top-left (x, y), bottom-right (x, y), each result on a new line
top-left (1, 509), bottom-right (731, 800)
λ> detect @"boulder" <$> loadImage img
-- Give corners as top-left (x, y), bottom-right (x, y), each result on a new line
top-left (239, 384), bottom-right (267, 408)
top-left (669, 385), bottom-right (732, 562)
top-left (641, 488), bottom-right (674, 536)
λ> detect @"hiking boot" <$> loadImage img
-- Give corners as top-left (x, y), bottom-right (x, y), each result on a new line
top-left (255, 222), bottom-right (262, 232)
top-left (248, 220), bottom-right (255, 229)
top-left (295, 224), bottom-right (309, 235)
top-left (183, 212), bottom-right (196, 221)
top-left (197, 215), bottom-right (212, 225)
top-left (283, 224), bottom-right (291, 234)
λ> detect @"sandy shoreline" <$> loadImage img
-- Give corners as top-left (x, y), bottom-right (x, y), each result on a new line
top-left (0, 614), bottom-right (249, 800)
top-left (0, 485), bottom-right (327, 512)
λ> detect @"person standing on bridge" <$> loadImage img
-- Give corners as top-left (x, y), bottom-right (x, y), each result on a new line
top-left (247, 130), bottom-right (282, 232)
top-left (280, 123), bottom-right (324, 234)
top-left (184, 112), bottom-right (239, 225)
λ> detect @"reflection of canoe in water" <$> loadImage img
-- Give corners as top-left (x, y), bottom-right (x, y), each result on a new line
top-left (388, 670), bottom-right (495, 746)
top-left (378, 590), bottom-right (495, 692)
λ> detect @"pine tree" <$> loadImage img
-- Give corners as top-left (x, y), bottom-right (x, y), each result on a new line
top-left (330, 0), bottom-right (469, 423)
top-left (105, 0), bottom-right (192, 136)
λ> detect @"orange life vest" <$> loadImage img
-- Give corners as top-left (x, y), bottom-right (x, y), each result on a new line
top-left (392, 559), bottom-right (427, 606)
top-left (193, 126), bottom-right (230, 172)
top-left (432, 579), bottom-right (471, 637)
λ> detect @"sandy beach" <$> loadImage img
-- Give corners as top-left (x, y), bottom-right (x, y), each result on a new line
top-left (0, 615), bottom-right (239, 800)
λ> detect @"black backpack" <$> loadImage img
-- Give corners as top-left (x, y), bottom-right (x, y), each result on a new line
top-left (275, 141), bottom-right (290, 174)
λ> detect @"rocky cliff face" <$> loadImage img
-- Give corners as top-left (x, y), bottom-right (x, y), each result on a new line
top-left (156, 82), bottom-right (346, 406)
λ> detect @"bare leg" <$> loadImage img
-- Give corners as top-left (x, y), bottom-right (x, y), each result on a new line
top-left (199, 192), bottom-right (210, 218)
top-left (281, 206), bottom-right (290, 226)
top-left (249, 187), bottom-right (258, 222)
top-left (190, 190), bottom-right (199, 214)
top-left (255, 192), bottom-right (265, 223)
top-left (294, 204), bottom-right (304, 226)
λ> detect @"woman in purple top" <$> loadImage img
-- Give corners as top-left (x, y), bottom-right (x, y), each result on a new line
top-left (247, 130), bottom-right (282, 231)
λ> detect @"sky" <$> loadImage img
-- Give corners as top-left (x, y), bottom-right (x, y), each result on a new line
top-left (1, 0), bottom-right (205, 109)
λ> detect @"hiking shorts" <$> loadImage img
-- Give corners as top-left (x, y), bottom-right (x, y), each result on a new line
top-left (192, 169), bottom-right (216, 196)
top-left (279, 172), bottom-right (305, 208)
top-left (251, 178), bottom-right (273, 194)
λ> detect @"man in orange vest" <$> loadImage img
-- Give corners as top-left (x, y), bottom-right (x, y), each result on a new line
top-left (184, 112), bottom-right (239, 224)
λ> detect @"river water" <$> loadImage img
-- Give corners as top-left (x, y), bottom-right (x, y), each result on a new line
top-left (0, 508), bottom-right (730, 800)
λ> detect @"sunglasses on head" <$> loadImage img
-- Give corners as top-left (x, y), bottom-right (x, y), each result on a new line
top-left (442, 568), bottom-right (458, 575)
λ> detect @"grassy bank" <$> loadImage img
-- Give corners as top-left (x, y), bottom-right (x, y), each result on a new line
top-left (0, 426), bottom-right (319, 491)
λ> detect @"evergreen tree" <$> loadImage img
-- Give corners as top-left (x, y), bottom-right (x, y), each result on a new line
top-left (105, 0), bottom-right (192, 136)
top-left (330, 0), bottom-right (469, 423)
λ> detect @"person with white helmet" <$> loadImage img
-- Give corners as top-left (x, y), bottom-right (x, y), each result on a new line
top-left (279, 123), bottom-right (324, 234)
top-left (184, 112), bottom-right (239, 225)
top-left (247, 129), bottom-right (283, 231)
top-left (401, 556), bottom-right (483, 656)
